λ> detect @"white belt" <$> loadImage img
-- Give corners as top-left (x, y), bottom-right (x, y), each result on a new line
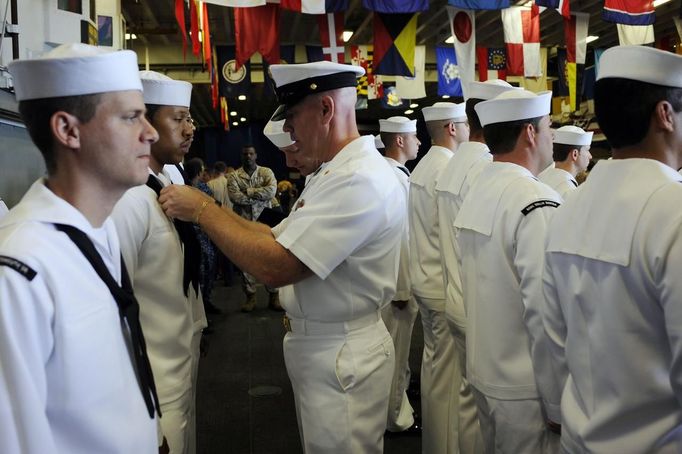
top-left (283, 311), bottom-right (381, 336)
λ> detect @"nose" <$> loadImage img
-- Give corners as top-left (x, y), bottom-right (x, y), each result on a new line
top-left (143, 116), bottom-right (159, 144)
top-left (283, 120), bottom-right (293, 133)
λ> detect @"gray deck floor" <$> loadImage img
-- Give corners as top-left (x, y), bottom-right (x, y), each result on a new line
top-left (196, 281), bottom-right (424, 454)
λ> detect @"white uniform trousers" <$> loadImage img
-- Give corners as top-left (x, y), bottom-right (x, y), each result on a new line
top-left (417, 295), bottom-right (460, 454)
top-left (445, 309), bottom-right (484, 454)
top-left (471, 387), bottom-right (559, 454)
top-left (381, 297), bottom-right (419, 431)
top-left (187, 329), bottom-right (202, 454)
top-left (160, 386), bottom-right (192, 454)
top-left (283, 319), bottom-right (394, 454)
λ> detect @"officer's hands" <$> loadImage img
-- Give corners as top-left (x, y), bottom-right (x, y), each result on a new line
top-left (159, 184), bottom-right (213, 222)
top-left (391, 300), bottom-right (409, 310)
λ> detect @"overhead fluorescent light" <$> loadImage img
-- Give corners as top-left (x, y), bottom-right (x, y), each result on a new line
top-left (343, 30), bottom-right (354, 42)
top-left (232, 121), bottom-right (238, 126)
top-left (240, 117), bottom-right (246, 122)
top-left (238, 95), bottom-right (247, 101)
top-left (404, 109), bottom-right (414, 114)
top-left (445, 36), bottom-right (454, 44)
top-left (125, 33), bottom-right (137, 40)
top-left (586, 35), bottom-right (599, 44)
top-left (230, 111), bottom-right (237, 116)
top-left (442, 95), bottom-right (450, 99)
top-left (409, 103), bottom-right (418, 108)
top-left (654, 0), bottom-right (671, 6)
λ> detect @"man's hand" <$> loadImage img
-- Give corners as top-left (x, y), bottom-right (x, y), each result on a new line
top-left (391, 300), bottom-right (409, 310)
top-left (159, 184), bottom-right (213, 222)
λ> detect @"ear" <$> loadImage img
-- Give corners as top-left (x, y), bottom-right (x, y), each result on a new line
top-left (320, 95), bottom-right (335, 125)
top-left (50, 111), bottom-right (82, 150)
top-left (654, 100), bottom-right (675, 133)
top-left (570, 148), bottom-right (580, 161)
top-left (447, 121), bottom-right (457, 137)
top-left (523, 122), bottom-right (536, 147)
top-left (396, 135), bottom-right (405, 147)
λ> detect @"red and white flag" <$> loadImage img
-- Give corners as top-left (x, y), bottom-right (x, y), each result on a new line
top-left (317, 12), bottom-right (345, 63)
top-left (447, 6), bottom-right (475, 99)
top-left (617, 24), bottom-right (654, 45)
top-left (282, 0), bottom-right (347, 14)
top-left (502, 5), bottom-right (541, 77)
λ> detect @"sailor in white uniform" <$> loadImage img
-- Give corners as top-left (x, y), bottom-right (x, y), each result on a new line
top-left (112, 71), bottom-right (205, 454)
top-left (0, 43), bottom-right (160, 454)
top-left (378, 116), bottom-right (421, 433)
top-left (454, 89), bottom-right (561, 453)
top-left (538, 125), bottom-right (593, 199)
top-left (409, 101), bottom-right (469, 454)
top-left (543, 45), bottom-right (682, 454)
top-left (158, 61), bottom-right (405, 454)
top-left (434, 79), bottom-right (521, 454)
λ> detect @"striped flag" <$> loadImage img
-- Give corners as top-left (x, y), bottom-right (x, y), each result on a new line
top-left (317, 12), bottom-right (345, 63)
top-left (502, 5), bottom-right (541, 77)
top-left (281, 0), bottom-right (348, 14)
top-left (564, 12), bottom-right (588, 110)
top-left (603, 0), bottom-right (654, 25)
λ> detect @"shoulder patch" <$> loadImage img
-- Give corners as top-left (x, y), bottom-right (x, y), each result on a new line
top-left (0, 255), bottom-right (37, 281)
top-left (521, 199), bottom-right (560, 216)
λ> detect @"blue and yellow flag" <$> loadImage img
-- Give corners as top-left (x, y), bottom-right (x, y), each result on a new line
top-left (373, 12), bottom-right (417, 77)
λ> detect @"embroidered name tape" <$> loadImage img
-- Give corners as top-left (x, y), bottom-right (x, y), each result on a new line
top-left (0, 255), bottom-right (37, 281)
top-left (521, 199), bottom-right (560, 216)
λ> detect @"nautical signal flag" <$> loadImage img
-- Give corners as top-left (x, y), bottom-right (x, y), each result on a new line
top-left (536, 0), bottom-right (570, 18)
top-left (603, 0), bottom-right (655, 25)
top-left (502, 5), bottom-right (541, 77)
top-left (476, 47), bottom-right (507, 81)
top-left (363, 0), bottom-right (428, 13)
top-left (351, 45), bottom-right (383, 100)
top-left (318, 12), bottom-right (345, 63)
top-left (447, 6), bottom-right (475, 99)
top-left (447, 0), bottom-right (509, 10)
top-left (564, 12), bottom-right (588, 110)
top-left (436, 46), bottom-right (463, 97)
top-left (280, 0), bottom-right (349, 14)
top-left (234, 3), bottom-right (280, 69)
top-left (396, 45), bottom-right (426, 99)
top-left (373, 12), bottom-right (418, 76)
top-left (617, 23), bottom-right (654, 45)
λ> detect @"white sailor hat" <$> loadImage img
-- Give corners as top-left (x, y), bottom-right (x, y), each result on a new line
top-left (264, 117), bottom-right (295, 149)
top-left (379, 116), bottom-right (417, 134)
top-left (8, 43), bottom-right (141, 102)
top-left (597, 45), bottom-right (682, 87)
top-left (553, 125), bottom-right (593, 146)
top-left (475, 89), bottom-right (552, 127)
top-left (467, 79), bottom-right (522, 101)
top-left (422, 102), bottom-right (467, 122)
top-left (374, 134), bottom-right (385, 149)
top-left (269, 61), bottom-right (365, 121)
top-left (139, 70), bottom-right (192, 108)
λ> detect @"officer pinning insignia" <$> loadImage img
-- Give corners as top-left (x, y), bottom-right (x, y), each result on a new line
top-left (521, 200), bottom-right (560, 216)
top-left (0, 255), bottom-right (37, 281)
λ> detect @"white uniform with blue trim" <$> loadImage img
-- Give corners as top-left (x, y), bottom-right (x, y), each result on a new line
top-left (455, 162), bottom-right (562, 454)
top-left (409, 144), bottom-right (460, 454)
top-left (382, 156), bottom-right (418, 432)
top-left (0, 180), bottom-right (157, 454)
top-left (272, 135), bottom-right (404, 454)
top-left (543, 159), bottom-right (682, 453)
top-left (538, 165), bottom-right (577, 200)
top-left (112, 168), bottom-right (204, 454)
top-left (434, 141), bottom-right (491, 454)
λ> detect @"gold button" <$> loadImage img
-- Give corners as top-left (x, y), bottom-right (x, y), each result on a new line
top-left (310, 83), bottom-right (318, 90)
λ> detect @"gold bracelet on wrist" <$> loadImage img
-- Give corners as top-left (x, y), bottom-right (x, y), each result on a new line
top-left (194, 200), bottom-right (210, 224)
